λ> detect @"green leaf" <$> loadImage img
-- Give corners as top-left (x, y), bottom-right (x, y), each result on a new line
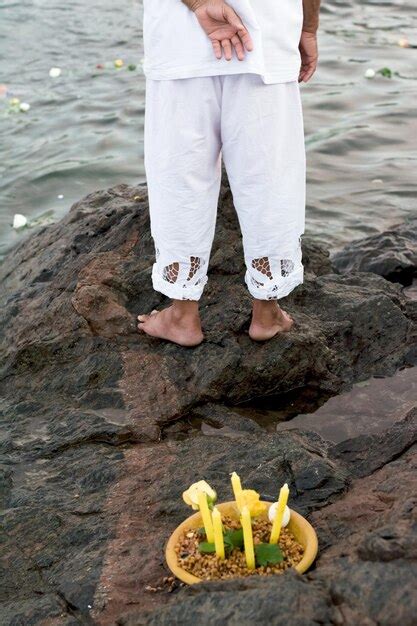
top-left (198, 529), bottom-right (244, 556)
top-left (207, 495), bottom-right (217, 510)
top-left (198, 541), bottom-right (216, 554)
top-left (254, 543), bottom-right (284, 567)
top-left (196, 527), bottom-right (206, 537)
top-left (378, 67), bottom-right (392, 78)
top-left (224, 528), bottom-right (244, 550)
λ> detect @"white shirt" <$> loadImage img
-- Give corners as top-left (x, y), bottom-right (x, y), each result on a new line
top-left (143, 0), bottom-right (303, 84)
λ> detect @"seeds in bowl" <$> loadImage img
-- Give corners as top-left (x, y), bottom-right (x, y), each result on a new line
top-left (174, 516), bottom-right (304, 581)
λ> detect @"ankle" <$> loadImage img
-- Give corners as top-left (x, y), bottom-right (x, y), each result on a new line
top-left (252, 299), bottom-right (278, 313)
top-left (171, 300), bottom-right (200, 321)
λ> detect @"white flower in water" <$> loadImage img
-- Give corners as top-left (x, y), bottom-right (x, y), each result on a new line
top-left (19, 102), bottom-right (30, 112)
top-left (268, 503), bottom-right (291, 527)
top-left (13, 214), bottom-right (28, 229)
top-left (364, 68), bottom-right (376, 79)
top-left (49, 67), bottom-right (62, 78)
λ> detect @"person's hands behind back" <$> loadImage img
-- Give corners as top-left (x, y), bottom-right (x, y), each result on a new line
top-left (194, 0), bottom-right (253, 61)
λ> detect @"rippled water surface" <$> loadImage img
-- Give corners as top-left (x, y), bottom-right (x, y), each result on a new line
top-left (0, 0), bottom-right (416, 258)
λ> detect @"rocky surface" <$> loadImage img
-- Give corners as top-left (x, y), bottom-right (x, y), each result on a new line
top-left (101, 410), bottom-right (417, 626)
top-left (275, 366), bottom-right (417, 443)
top-left (1, 178), bottom-right (416, 625)
top-left (332, 217), bottom-right (417, 286)
top-left (332, 218), bottom-right (417, 367)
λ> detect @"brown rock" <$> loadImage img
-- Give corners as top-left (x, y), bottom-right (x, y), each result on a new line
top-left (1, 178), bottom-right (416, 625)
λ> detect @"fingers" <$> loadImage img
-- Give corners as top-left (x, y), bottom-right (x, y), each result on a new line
top-left (221, 38), bottom-right (233, 61)
top-left (208, 6), bottom-right (253, 62)
top-left (237, 27), bottom-right (253, 52)
top-left (224, 5), bottom-right (254, 52)
top-left (299, 62), bottom-right (317, 83)
top-left (211, 40), bottom-right (222, 59)
top-left (213, 35), bottom-right (248, 61)
top-left (301, 67), bottom-right (316, 82)
top-left (231, 34), bottom-right (245, 61)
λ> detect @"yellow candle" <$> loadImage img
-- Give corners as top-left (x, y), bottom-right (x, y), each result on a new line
top-left (198, 491), bottom-right (214, 543)
top-left (231, 471), bottom-right (244, 511)
top-left (212, 507), bottom-right (225, 559)
top-left (269, 483), bottom-right (289, 544)
top-left (241, 505), bottom-right (255, 570)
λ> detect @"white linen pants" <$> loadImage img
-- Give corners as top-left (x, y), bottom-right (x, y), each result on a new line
top-left (144, 73), bottom-right (305, 301)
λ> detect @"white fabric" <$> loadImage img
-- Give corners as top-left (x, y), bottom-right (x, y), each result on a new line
top-left (143, 0), bottom-right (303, 84)
top-left (145, 73), bottom-right (306, 301)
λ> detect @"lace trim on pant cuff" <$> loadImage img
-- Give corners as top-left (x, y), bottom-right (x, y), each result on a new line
top-left (245, 266), bottom-right (304, 300)
top-left (152, 266), bottom-right (207, 301)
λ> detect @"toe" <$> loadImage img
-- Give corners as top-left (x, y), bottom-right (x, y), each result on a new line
top-left (281, 309), bottom-right (292, 322)
top-left (138, 310), bottom-right (159, 322)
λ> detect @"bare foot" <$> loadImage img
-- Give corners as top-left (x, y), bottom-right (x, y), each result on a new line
top-left (249, 300), bottom-right (294, 341)
top-left (137, 301), bottom-right (204, 347)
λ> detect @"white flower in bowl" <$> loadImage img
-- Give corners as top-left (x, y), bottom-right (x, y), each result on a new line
top-left (268, 502), bottom-right (291, 527)
top-left (182, 480), bottom-right (217, 511)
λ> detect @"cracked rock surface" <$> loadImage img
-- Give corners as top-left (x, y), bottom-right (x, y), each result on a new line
top-left (332, 217), bottom-right (417, 287)
top-left (1, 178), bottom-right (416, 625)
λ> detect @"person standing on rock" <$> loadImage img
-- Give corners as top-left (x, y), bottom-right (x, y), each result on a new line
top-left (138, 0), bottom-right (320, 346)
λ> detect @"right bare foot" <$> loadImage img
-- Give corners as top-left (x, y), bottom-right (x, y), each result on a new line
top-left (249, 300), bottom-right (294, 341)
top-left (137, 302), bottom-right (204, 347)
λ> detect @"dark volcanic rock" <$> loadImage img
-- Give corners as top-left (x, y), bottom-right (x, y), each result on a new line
top-left (189, 402), bottom-right (263, 435)
top-left (122, 563), bottom-right (417, 626)
top-left (1, 179), bottom-right (416, 625)
top-left (121, 573), bottom-right (334, 626)
top-left (330, 406), bottom-right (417, 478)
top-left (310, 413), bottom-right (416, 560)
top-left (1, 180), bottom-right (415, 445)
top-left (332, 218), bottom-right (417, 286)
top-left (321, 561), bottom-right (417, 626)
top-left (88, 427), bottom-right (349, 623)
top-left (301, 237), bottom-right (335, 277)
top-left (101, 411), bottom-right (416, 626)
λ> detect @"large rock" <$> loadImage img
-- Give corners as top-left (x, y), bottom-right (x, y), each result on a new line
top-left (3, 409), bottom-right (413, 625)
top-left (1, 181), bottom-right (415, 445)
top-left (123, 563), bottom-right (417, 626)
top-left (332, 219), bottom-right (417, 366)
top-left (108, 410), bottom-right (416, 626)
top-left (1, 180), bottom-right (416, 625)
top-left (123, 573), bottom-right (334, 626)
top-left (332, 218), bottom-right (417, 286)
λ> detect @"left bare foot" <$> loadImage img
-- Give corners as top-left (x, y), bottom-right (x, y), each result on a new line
top-left (137, 301), bottom-right (203, 347)
top-left (249, 300), bottom-right (294, 341)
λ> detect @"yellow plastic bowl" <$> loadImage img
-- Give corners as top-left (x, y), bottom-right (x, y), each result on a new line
top-left (166, 500), bottom-right (318, 585)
